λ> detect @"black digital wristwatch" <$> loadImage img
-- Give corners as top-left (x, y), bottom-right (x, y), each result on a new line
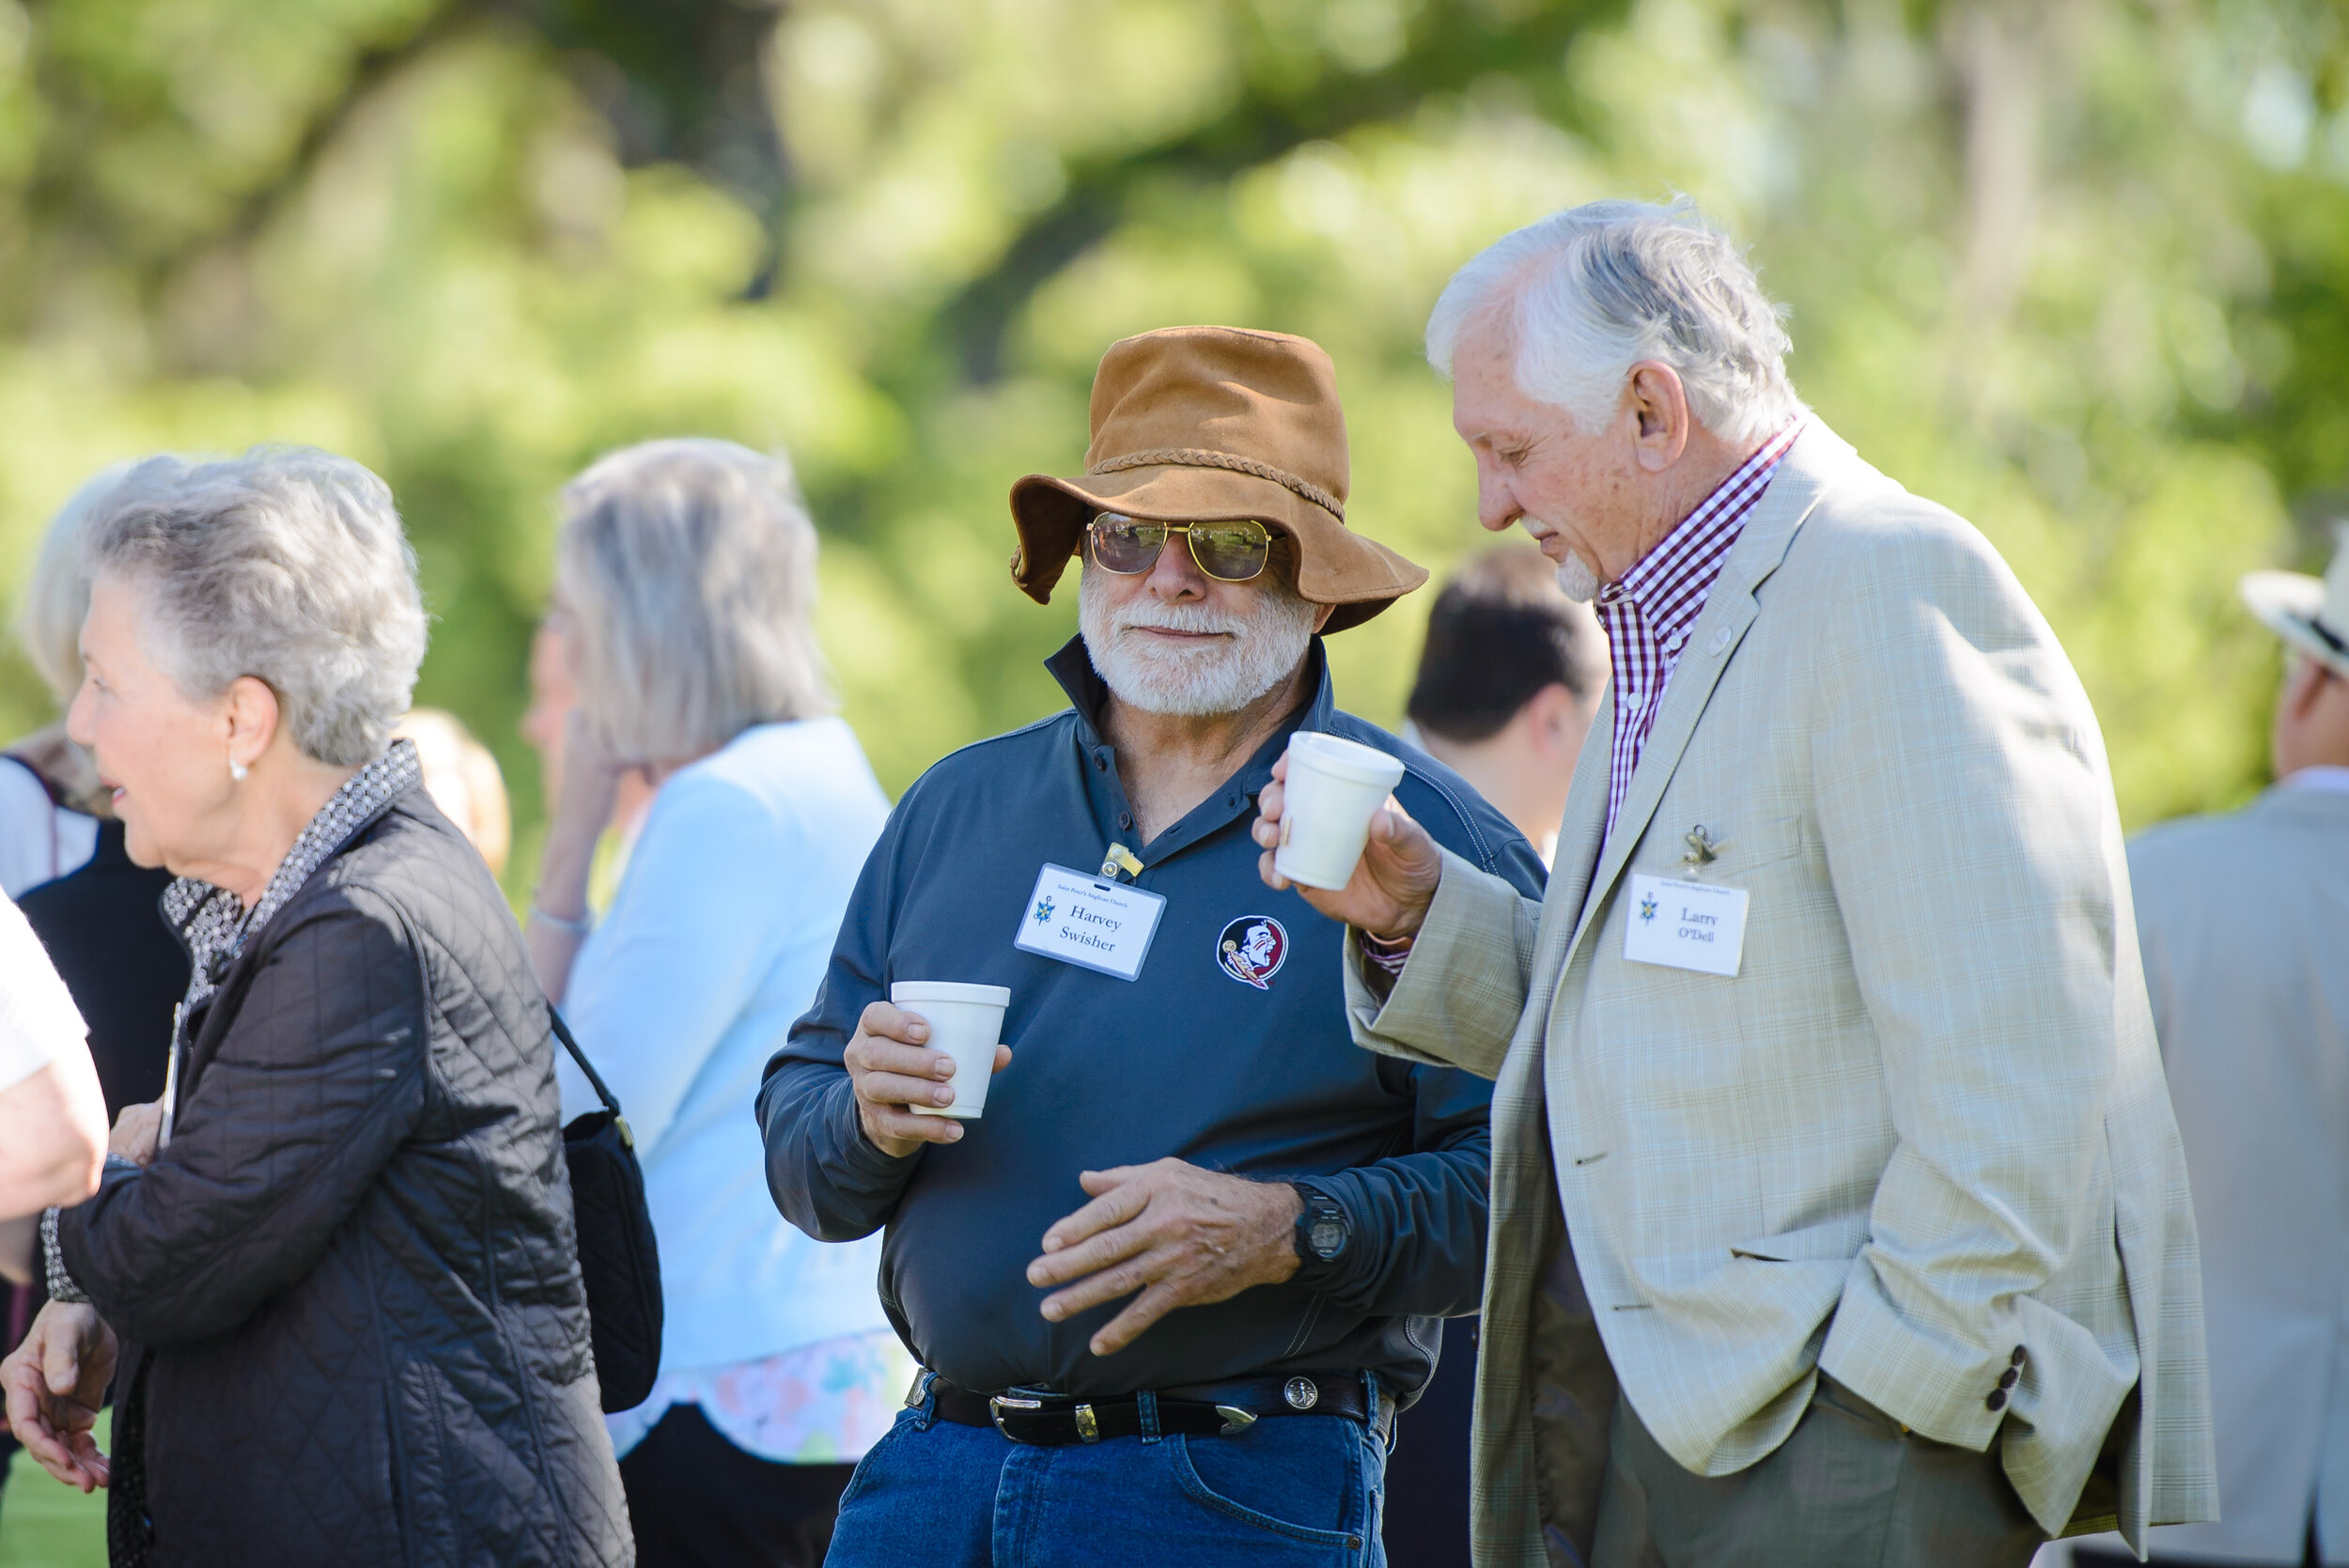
top-left (1290, 1181), bottom-right (1351, 1272)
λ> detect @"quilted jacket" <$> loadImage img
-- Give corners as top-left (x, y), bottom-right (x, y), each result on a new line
top-left (56, 788), bottom-right (632, 1567)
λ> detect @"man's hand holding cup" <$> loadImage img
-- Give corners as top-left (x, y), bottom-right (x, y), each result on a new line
top-left (1253, 750), bottom-right (1444, 945)
top-left (844, 997), bottom-right (1013, 1158)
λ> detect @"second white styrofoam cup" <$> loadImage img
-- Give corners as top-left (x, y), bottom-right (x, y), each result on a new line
top-left (892, 981), bottom-right (1012, 1119)
top-left (1274, 732), bottom-right (1408, 892)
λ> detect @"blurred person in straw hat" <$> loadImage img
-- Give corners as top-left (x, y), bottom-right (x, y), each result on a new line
top-left (760, 325), bottom-right (1545, 1565)
top-left (2069, 534), bottom-right (2349, 1568)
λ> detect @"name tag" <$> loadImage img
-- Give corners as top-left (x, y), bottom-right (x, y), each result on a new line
top-left (1013, 863), bottom-right (1167, 982)
top-left (1624, 873), bottom-right (1749, 977)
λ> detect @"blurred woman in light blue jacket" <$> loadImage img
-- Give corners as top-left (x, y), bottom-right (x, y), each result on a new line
top-left (526, 439), bottom-right (898, 1568)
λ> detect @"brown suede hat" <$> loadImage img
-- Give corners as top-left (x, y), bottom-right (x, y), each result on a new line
top-left (1008, 326), bottom-right (1426, 632)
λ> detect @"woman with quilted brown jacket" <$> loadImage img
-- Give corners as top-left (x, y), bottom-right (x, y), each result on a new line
top-left (0, 446), bottom-right (631, 1568)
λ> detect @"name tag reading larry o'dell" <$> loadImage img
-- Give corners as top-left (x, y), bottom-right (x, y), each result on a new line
top-left (1623, 872), bottom-right (1750, 978)
top-left (1013, 863), bottom-right (1168, 982)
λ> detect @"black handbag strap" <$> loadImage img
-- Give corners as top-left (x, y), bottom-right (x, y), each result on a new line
top-left (549, 1008), bottom-right (632, 1143)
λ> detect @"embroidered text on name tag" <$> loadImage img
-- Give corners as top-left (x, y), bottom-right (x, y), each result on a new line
top-left (1624, 872), bottom-right (1750, 977)
top-left (1013, 862), bottom-right (1168, 982)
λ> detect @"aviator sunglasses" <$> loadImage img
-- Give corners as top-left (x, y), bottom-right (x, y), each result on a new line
top-left (1085, 512), bottom-right (1276, 582)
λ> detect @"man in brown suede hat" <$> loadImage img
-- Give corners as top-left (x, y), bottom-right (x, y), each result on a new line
top-left (761, 325), bottom-right (1545, 1563)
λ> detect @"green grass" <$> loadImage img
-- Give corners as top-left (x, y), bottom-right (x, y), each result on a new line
top-left (0, 1415), bottom-right (111, 1568)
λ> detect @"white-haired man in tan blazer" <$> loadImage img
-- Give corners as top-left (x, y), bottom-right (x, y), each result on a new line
top-left (1254, 199), bottom-right (2217, 1568)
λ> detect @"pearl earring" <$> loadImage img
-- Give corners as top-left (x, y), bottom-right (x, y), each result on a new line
top-left (229, 756), bottom-right (248, 782)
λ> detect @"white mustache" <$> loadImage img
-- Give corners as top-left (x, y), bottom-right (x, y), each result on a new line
top-left (1112, 602), bottom-right (1251, 637)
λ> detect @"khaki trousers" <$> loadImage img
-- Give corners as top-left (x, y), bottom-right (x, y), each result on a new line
top-left (1589, 1374), bottom-right (2046, 1568)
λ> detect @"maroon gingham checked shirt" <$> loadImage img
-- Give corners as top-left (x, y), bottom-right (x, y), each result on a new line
top-left (1595, 420), bottom-right (1801, 848)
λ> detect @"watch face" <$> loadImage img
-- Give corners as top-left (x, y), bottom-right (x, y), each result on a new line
top-left (1310, 1218), bottom-right (1346, 1259)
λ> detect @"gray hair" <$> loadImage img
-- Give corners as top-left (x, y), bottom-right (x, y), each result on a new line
top-left (1425, 198), bottom-right (1800, 447)
top-left (555, 439), bottom-right (832, 763)
top-left (80, 447), bottom-right (428, 767)
top-left (16, 461), bottom-right (143, 705)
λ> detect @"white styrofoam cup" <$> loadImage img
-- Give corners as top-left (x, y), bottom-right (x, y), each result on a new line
top-left (1274, 732), bottom-right (1408, 892)
top-left (891, 981), bottom-right (1012, 1119)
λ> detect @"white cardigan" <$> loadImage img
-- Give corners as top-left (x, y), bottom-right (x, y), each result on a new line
top-left (557, 717), bottom-right (894, 1376)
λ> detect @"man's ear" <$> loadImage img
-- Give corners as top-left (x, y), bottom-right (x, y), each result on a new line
top-left (1626, 363), bottom-right (1693, 474)
top-left (1522, 682), bottom-right (1579, 753)
top-left (222, 675), bottom-right (284, 771)
top-left (1310, 601), bottom-right (1336, 633)
top-left (2280, 653), bottom-right (2330, 722)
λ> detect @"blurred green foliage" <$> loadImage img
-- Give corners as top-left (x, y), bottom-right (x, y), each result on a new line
top-left (0, 0), bottom-right (2341, 911)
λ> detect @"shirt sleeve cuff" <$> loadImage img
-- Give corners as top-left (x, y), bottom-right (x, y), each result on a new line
top-left (1351, 928), bottom-right (1411, 1001)
top-left (830, 1074), bottom-right (925, 1179)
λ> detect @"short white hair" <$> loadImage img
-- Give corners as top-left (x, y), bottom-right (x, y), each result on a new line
top-left (81, 446), bottom-right (429, 768)
top-left (556, 439), bottom-right (832, 763)
top-left (16, 461), bottom-right (143, 705)
top-left (1426, 198), bottom-right (1800, 447)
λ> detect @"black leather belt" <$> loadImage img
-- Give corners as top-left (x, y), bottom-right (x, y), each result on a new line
top-left (915, 1372), bottom-right (1392, 1446)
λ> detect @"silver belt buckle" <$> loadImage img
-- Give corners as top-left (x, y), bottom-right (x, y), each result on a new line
top-left (989, 1392), bottom-right (1045, 1442)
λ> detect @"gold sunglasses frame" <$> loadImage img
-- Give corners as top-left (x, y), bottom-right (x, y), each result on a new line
top-left (1084, 514), bottom-right (1276, 583)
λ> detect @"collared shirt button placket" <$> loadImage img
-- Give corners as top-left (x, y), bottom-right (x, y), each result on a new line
top-left (1595, 421), bottom-right (1801, 846)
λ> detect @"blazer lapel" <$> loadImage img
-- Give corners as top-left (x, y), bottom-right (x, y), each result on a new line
top-left (1565, 423), bottom-right (1859, 958)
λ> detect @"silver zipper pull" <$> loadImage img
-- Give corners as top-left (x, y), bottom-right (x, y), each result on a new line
top-left (158, 1003), bottom-right (184, 1150)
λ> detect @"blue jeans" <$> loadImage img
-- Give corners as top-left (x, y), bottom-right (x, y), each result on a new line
top-left (825, 1383), bottom-right (1390, 1567)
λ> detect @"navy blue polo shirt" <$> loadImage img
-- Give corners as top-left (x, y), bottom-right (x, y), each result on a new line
top-left (759, 636), bottom-right (1545, 1402)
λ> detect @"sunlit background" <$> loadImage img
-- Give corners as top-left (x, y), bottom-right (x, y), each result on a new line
top-left (0, 0), bottom-right (2337, 905)
top-left (0, 2), bottom-right (2339, 1560)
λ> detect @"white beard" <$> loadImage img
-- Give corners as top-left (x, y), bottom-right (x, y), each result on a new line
top-left (1554, 551), bottom-right (1599, 602)
top-left (1078, 567), bottom-right (1318, 717)
top-left (1533, 525), bottom-right (1601, 602)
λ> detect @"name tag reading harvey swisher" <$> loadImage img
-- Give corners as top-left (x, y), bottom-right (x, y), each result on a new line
top-left (1013, 863), bottom-right (1168, 982)
top-left (1623, 872), bottom-right (1750, 977)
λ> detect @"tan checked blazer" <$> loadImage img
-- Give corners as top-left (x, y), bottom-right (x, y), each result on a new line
top-left (1346, 422), bottom-right (2216, 1565)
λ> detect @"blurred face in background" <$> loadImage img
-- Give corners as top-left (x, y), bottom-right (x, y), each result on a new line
top-left (521, 617), bottom-right (577, 814)
top-left (522, 609), bottom-right (656, 842)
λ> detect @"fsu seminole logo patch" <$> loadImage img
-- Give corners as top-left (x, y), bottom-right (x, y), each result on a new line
top-left (1217, 915), bottom-right (1289, 990)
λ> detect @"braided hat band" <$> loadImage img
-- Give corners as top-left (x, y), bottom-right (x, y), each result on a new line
top-left (1087, 447), bottom-right (1346, 524)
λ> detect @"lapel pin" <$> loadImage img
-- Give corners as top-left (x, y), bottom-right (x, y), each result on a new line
top-left (1682, 825), bottom-right (1726, 876)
